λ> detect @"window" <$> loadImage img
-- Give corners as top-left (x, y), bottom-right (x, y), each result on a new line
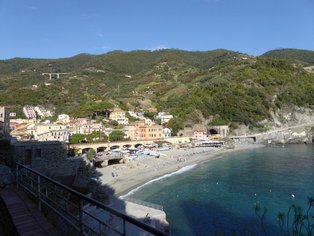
top-left (24, 149), bottom-right (32, 165)
top-left (35, 149), bottom-right (41, 158)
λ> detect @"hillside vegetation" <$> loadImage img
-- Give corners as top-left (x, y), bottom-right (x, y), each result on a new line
top-left (1, 49), bottom-right (314, 131)
top-left (262, 48), bottom-right (314, 65)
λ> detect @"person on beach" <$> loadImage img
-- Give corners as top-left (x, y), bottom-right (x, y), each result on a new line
top-left (144, 213), bottom-right (151, 223)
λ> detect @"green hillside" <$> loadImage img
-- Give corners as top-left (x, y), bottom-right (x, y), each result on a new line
top-left (1, 49), bottom-right (314, 130)
top-left (262, 48), bottom-right (314, 65)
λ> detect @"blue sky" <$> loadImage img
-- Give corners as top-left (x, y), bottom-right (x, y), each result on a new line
top-left (0, 0), bottom-right (314, 59)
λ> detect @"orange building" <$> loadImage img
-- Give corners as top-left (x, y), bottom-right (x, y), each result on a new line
top-left (126, 121), bottom-right (163, 141)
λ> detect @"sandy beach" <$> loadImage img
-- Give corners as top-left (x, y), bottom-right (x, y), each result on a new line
top-left (95, 144), bottom-right (264, 197)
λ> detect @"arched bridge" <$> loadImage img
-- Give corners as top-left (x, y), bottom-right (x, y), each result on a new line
top-left (70, 140), bottom-right (157, 154)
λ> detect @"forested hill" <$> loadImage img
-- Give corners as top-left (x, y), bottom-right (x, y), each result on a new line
top-left (0, 49), bottom-right (314, 130)
top-left (262, 48), bottom-right (314, 65)
top-left (0, 49), bottom-right (239, 75)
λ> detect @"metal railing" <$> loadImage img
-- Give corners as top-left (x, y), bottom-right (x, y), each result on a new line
top-left (15, 162), bottom-right (168, 236)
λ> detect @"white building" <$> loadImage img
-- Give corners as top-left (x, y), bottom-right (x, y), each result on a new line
top-left (0, 106), bottom-right (10, 139)
top-left (9, 112), bottom-right (16, 117)
top-left (71, 118), bottom-right (103, 135)
top-left (23, 105), bottom-right (37, 119)
top-left (57, 114), bottom-right (70, 123)
top-left (157, 112), bottom-right (173, 124)
top-left (163, 127), bottom-right (172, 138)
top-left (128, 111), bottom-right (154, 125)
top-left (34, 106), bottom-right (45, 117)
top-left (35, 106), bottom-right (53, 117)
top-left (36, 130), bottom-right (70, 143)
top-left (29, 123), bottom-right (70, 143)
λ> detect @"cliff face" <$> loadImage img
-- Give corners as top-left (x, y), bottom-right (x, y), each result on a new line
top-left (257, 127), bottom-right (313, 145)
top-left (234, 106), bottom-right (314, 144)
top-left (268, 106), bottom-right (314, 128)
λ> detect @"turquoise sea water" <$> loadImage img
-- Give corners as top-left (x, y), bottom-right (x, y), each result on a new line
top-left (127, 145), bottom-right (314, 235)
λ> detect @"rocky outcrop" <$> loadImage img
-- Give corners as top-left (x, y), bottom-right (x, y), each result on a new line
top-left (87, 178), bottom-right (114, 205)
top-left (257, 126), bottom-right (313, 144)
top-left (234, 106), bottom-right (314, 144)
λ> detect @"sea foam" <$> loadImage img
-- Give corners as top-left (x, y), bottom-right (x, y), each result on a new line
top-left (120, 164), bottom-right (197, 199)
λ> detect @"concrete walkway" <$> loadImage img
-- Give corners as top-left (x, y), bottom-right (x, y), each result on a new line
top-left (0, 186), bottom-right (61, 236)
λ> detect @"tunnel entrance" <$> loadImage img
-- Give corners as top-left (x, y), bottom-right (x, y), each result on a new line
top-left (209, 129), bottom-right (219, 135)
top-left (97, 147), bottom-right (107, 153)
top-left (82, 148), bottom-right (94, 154)
top-left (108, 159), bottom-right (121, 165)
top-left (110, 145), bottom-right (120, 150)
top-left (134, 143), bottom-right (143, 149)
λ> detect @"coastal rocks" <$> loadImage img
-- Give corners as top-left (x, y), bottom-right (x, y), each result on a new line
top-left (87, 178), bottom-right (114, 205)
top-left (259, 127), bottom-right (313, 144)
top-left (233, 106), bottom-right (314, 144)
top-left (0, 165), bottom-right (14, 188)
top-left (73, 156), bottom-right (96, 189)
top-left (266, 106), bottom-right (314, 129)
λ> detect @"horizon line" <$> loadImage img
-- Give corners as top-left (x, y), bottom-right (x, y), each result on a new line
top-left (1, 47), bottom-right (313, 61)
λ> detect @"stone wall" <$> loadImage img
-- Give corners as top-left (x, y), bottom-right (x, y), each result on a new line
top-left (12, 141), bottom-right (79, 178)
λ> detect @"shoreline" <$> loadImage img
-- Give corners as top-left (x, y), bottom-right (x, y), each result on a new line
top-left (95, 144), bottom-right (265, 197)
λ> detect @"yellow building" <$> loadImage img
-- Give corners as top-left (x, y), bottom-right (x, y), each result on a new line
top-left (126, 121), bottom-right (163, 141)
top-left (109, 108), bottom-right (129, 125)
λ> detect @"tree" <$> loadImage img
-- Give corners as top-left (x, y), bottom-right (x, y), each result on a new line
top-left (167, 118), bottom-right (184, 136)
top-left (109, 130), bottom-right (125, 142)
top-left (144, 111), bottom-right (156, 120)
top-left (69, 134), bottom-right (86, 144)
top-left (86, 149), bottom-right (96, 161)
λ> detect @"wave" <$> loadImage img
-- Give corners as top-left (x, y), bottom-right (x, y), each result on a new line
top-left (120, 164), bottom-right (198, 199)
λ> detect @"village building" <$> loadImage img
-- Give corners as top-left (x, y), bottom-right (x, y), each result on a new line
top-left (109, 108), bottom-right (129, 125)
top-left (57, 114), bottom-right (70, 123)
top-left (163, 127), bottom-right (172, 138)
top-left (23, 105), bottom-right (37, 119)
top-left (148, 107), bottom-right (158, 113)
top-left (34, 106), bottom-right (45, 117)
top-left (156, 112), bottom-right (173, 124)
top-left (192, 128), bottom-right (208, 140)
top-left (0, 106), bottom-right (10, 139)
top-left (91, 109), bottom-right (111, 119)
top-left (9, 112), bottom-right (16, 117)
top-left (70, 118), bottom-right (103, 135)
top-left (28, 123), bottom-right (70, 143)
top-left (126, 120), bottom-right (163, 141)
top-left (143, 117), bottom-right (154, 126)
top-left (10, 119), bottom-right (33, 140)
